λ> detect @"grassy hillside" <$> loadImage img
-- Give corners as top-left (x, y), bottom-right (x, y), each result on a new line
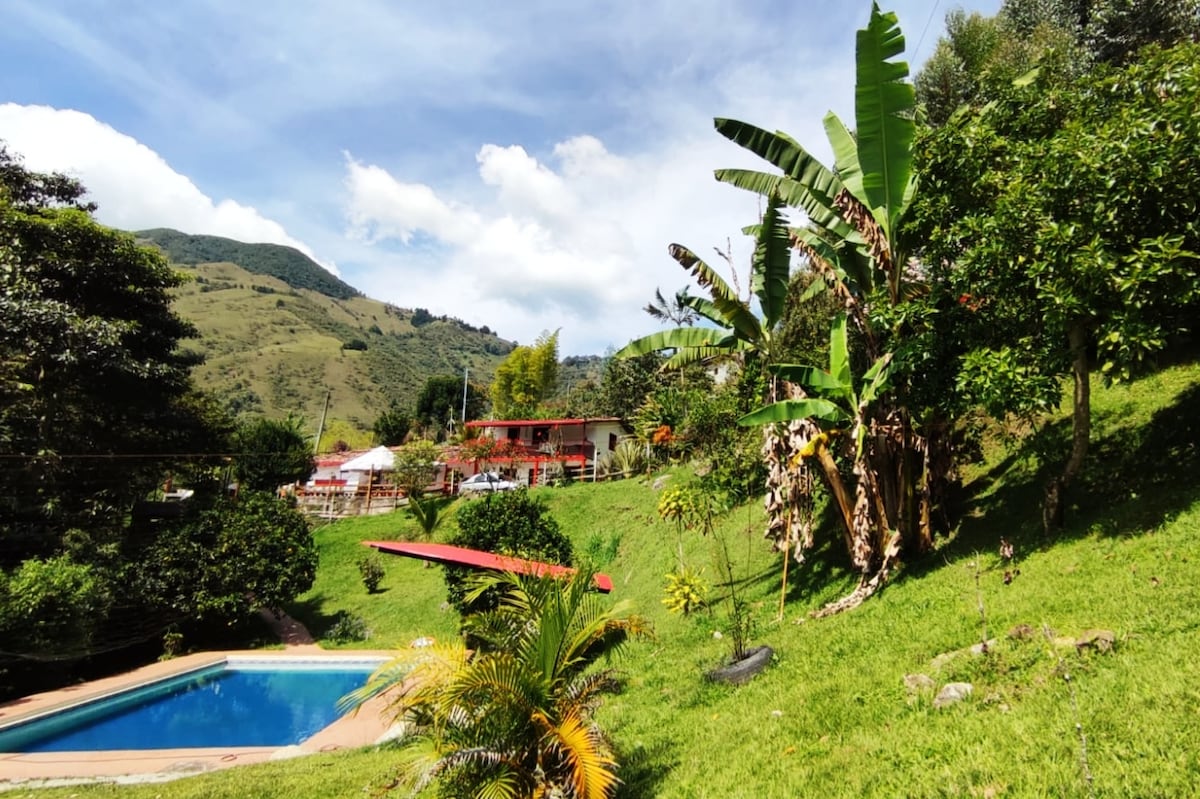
top-left (22, 362), bottom-right (1200, 797)
top-left (162, 255), bottom-right (515, 430)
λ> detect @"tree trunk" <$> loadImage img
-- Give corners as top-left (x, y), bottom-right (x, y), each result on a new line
top-left (815, 442), bottom-right (856, 556)
top-left (1043, 321), bottom-right (1090, 532)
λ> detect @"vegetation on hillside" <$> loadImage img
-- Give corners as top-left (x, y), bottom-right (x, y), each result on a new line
top-left (137, 227), bottom-right (362, 300)
top-left (0, 148), bottom-right (319, 696)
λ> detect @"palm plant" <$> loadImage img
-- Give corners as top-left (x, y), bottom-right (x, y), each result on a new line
top-left (341, 569), bottom-right (650, 799)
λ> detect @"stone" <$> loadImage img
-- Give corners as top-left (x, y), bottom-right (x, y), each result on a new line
top-left (1076, 629), bottom-right (1116, 653)
top-left (652, 475), bottom-right (671, 490)
top-left (969, 639), bottom-right (998, 655)
top-left (1007, 623), bottom-right (1036, 641)
top-left (934, 682), bottom-right (973, 709)
top-left (903, 673), bottom-right (936, 694)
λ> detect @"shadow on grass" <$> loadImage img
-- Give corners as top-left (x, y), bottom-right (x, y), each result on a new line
top-left (283, 594), bottom-right (345, 641)
top-left (915, 380), bottom-right (1200, 574)
top-left (615, 739), bottom-right (677, 799)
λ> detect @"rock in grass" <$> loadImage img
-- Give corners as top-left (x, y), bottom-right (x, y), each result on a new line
top-left (903, 673), bottom-right (935, 694)
top-left (1076, 629), bottom-right (1116, 653)
top-left (934, 682), bottom-right (973, 709)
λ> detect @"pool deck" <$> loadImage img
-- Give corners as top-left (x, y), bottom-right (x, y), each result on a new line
top-left (0, 648), bottom-right (402, 787)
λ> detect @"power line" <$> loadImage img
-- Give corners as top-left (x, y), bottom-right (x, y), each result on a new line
top-left (914, 0), bottom-right (943, 63)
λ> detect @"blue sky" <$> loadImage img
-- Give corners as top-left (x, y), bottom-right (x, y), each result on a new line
top-left (0, 1), bottom-right (1000, 356)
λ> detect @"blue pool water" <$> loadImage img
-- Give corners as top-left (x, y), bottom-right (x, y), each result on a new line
top-left (0, 660), bottom-right (379, 753)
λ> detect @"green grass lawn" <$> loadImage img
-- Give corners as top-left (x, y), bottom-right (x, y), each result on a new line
top-left (19, 363), bottom-right (1200, 798)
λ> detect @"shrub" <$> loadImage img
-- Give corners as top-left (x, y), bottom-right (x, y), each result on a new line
top-left (357, 554), bottom-right (386, 593)
top-left (342, 338), bottom-right (368, 351)
top-left (446, 490), bottom-right (572, 614)
top-left (611, 438), bottom-right (646, 477)
top-left (326, 611), bottom-right (371, 643)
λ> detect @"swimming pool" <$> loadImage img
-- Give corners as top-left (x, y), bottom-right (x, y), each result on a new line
top-left (0, 656), bottom-right (386, 753)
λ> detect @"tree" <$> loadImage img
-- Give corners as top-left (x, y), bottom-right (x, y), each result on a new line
top-left (914, 0), bottom-right (1200, 126)
top-left (707, 4), bottom-right (961, 612)
top-left (136, 492), bottom-right (318, 618)
top-left (416, 374), bottom-right (486, 432)
top-left (644, 285), bottom-right (699, 327)
top-left (912, 41), bottom-right (1200, 529)
top-left (342, 569), bottom-right (648, 799)
top-left (0, 144), bottom-right (218, 567)
top-left (232, 415), bottom-right (313, 491)
top-left (490, 330), bottom-right (560, 419)
top-left (391, 439), bottom-right (442, 498)
top-left (373, 399), bottom-right (413, 446)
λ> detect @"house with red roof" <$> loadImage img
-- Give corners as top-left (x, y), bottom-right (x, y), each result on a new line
top-left (447, 417), bottom-right (631, 487)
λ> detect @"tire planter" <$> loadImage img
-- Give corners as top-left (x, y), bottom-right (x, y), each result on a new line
top-left (706, 645), bottom-right (774, 685)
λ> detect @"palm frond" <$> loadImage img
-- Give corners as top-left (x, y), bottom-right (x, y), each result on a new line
top-left (545, 712), bottom-right (619, 799)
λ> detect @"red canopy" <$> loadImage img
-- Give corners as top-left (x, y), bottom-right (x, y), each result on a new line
top-left (363, 541), bottom-right (614, 593)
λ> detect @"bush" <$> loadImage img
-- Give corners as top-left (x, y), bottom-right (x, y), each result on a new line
top-left (611, 439), bottom-right (646, 477)
top-left (136, 492), bottom-right (318, 620)
top-left (446, 490), bottom-right (572, 614)
top-left (326, 611), bottom-right (371, 643)
top-left (342, 338), bottom-right (368, 351)
top-left (357, 554), bottom-right (386, 593)
top-left (0, 555), bottom-right (112, 657)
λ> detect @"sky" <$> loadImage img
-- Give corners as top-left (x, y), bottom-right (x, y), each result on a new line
top-left (0, 1), bottom-right (1000, 357)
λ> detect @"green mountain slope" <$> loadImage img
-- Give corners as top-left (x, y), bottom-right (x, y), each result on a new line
top-left (138, 228), bottom-right (362, 300)
top-left (163, 255), bottom-right (514, 430)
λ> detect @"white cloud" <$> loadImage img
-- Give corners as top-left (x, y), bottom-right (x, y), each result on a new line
top-left (343, 132), bottom-right (767, 355)
top-left (0, 104), bottom-right (338, 275)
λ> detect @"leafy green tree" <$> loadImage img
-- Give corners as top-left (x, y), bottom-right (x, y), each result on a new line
top-left (372, 399), bottom-right (413, 446)
top-left (233, 415), bottom-right (313, 491)
top-left (446, 490), bottom-right (572, 613)
top-left (0, 555), bottom-right (112, 659)
top-left (342, 569), bottom-right (647, 799)
top-left (0, 145), bottom-right (219, 568)
top-left (136, 492), bottom-right (318, 618)
top-left (416, 374), bottom-right (486, 432)
top-left (391, 439), bottom-right (442, 498)
top-left (912, 41), bottom-right (1200, 529)
top-left (915, 0), bottom-right (1200, 126)
top-left (490, 330), bottom-right (560, 419)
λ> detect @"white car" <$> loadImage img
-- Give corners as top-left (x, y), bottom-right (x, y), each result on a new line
top-left (458, 472), bottom-right (518, 494)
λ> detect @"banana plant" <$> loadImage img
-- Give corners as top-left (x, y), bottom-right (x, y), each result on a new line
top-left (615, 193), bottom-right (791, 370)
top-left (737, 315), bottom-right (892, 556)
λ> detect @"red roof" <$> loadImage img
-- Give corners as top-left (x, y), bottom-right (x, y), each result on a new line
top-left (363, 541), bottom-right (614, 593)
top-left (465, 417), bottom-right (622, 429)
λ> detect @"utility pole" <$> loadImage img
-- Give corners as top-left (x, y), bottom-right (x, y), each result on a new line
top-left (461, 366), bottom-right (469, 425)
top-left (314, 388), bottom-right (331, 455)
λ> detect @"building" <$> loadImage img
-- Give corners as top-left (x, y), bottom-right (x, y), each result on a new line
top-left (450, 417), bottom-right (631, 487)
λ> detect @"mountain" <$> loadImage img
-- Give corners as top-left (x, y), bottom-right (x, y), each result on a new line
top-left (137, 229), bottom-right (517, 430)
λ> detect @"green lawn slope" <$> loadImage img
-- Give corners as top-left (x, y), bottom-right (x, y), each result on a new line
top-left (24, 363), bottom-right (1200, 798)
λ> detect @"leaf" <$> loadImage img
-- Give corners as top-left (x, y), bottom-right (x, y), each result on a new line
top-left (857, 352), bottom-right (894, 407)
top-left (828, 314), bottom-right (851, 390)
top-left (737, 398), bottom-right (850, 427)
top-left (770, 363), bottom-right (851, 402)
top-left (613, 326), bottom-right (737, 359)
top-left (824, 112), bottom-right (866, 204)
top-left (854, 2), bottom-right (915, 241)
top-left (718, 169), bottom-right (851, 239)
top-left (752, 194), bottom-right (792, 329)
top-left (668, 244), bottom-right (763, 344)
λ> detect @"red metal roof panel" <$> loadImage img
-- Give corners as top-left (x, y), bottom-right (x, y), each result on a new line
top-left (363, 541), bottom-right (613, 593)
